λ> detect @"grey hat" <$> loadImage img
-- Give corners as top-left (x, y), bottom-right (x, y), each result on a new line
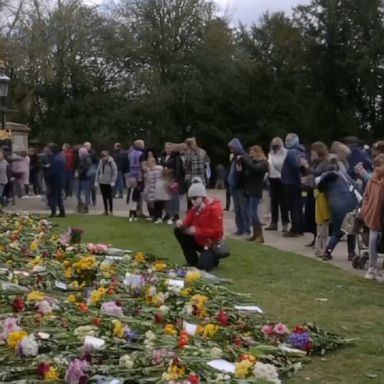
top-left (188, 177), bottom-right (207, 198)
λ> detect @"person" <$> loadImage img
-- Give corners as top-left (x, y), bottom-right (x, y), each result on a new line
top-left (128, 140), bottom-right (146, 214)
top-left (184, 137), bottom-right (208, 207)
top-left (112, 143), bottom-right (125, 199)
top-left (29, 148), bottom-right (42, 196)
top-left (242, 145), bottom-right (269, 242)
top-left (301, 142), bottom-right (331, 247)
top-left (10, 152), bottom-right (27, 198)
top-left (95, 150), bottom-right (117, 215)
top-left (84, 142), bottom-right (98, 206)
top-left (354, 140), bottom-right (384, 183)
top-left (266, 137), bottom-right (289, 232)
top-left (215, 164), bottom-right (226, 190)
top-left (0, 150), bottom-right (9, 207)
top-left (227, 138), bottom-right (250, 237)
top-left (144, 157), bottom-right (163, 219)
top-left (127, 177), bottom-right (141, 221)
top-left (160, 142), bottom-right (185, 221)
top-left (45, 143), bottom-right (66, 218)
top-left (154, 168), bottom-right (172, 224)
top-left (361, 154), bottom-right (384, 282)
top-left (62, 143), bottom-right (75, 198)
top-left (76, 147), bottom-right (92, 214)
top-left (317, 162), bottom-right (359, 261)
top-left (281, 133), bottom-right (306, 237)
top-left (343, 136), bottom-right (373, 180)
top-left (174, 177), bottom-right (225, 271)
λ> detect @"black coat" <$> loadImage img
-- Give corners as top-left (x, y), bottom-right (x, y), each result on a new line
top-left (242, 158), bottom-right (268, 198)
top-left (160, 152), bottom-right (185, 192)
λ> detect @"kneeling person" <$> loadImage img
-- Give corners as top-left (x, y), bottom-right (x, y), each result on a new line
top-left (174, 177), bottom-right (225, 271)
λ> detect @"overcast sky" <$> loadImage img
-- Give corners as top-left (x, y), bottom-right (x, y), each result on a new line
top-left (216, 0), bottom-right (310, 25)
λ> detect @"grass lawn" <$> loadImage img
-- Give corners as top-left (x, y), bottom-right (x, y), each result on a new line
top-left (53, 215), bottom-right (384, 384)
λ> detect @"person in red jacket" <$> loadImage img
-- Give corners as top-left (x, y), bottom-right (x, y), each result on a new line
top-left (174, 177), bottom-right (224, 271)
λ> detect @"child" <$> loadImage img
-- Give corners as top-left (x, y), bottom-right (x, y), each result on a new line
top-left (0, 150), bottom-right (9, 207)
top-left (314, 189), bottom-right (330, 257)
top-left (361, 154), bottom-right (384, 282)
top-left (154, 168), bottom-right (172, 224)
top-left (126, 177), bottom-right (141, 221)
top-left (144, 158), bottom-right (163, 220)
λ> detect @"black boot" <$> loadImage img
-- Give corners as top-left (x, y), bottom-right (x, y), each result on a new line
top-left (247, 225), bottom-right (257, 241)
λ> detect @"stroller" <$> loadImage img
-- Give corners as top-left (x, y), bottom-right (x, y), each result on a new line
top-left (343, 208), bottom-right (384, 269)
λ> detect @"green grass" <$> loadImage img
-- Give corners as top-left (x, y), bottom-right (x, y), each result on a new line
top-left (53, 215), bottom-right (384, 384)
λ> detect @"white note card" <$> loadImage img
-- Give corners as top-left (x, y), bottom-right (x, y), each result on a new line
top-left (168, 279), bottom-right (185, 289)
top-left (207, 359), bottom-right (236, 374)
top-left (183, 321), bottom-right (198, 336)
top-left (55, 281), bottom-right (68, 290)
top-left (84, 336), bottom-right (105, 349)
top-left (234, 305), bottom-right (263, 314)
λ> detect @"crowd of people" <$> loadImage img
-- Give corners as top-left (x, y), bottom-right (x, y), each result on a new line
top-left (0, 133), bottom-right (384, 278)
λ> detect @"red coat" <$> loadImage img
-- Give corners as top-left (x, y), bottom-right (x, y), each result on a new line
top-left (362, 174), bottom-right (384, 230)
top-left (183, 198), bottom-right (224, 247)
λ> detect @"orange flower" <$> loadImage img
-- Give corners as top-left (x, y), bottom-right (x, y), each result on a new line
top-left (79, 303), bottom-right (88, 313)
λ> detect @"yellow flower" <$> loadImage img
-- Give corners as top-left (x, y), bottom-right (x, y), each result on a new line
top-left (63, 260), bottom-right (71, 268)
top-left (235, 360), bottom-right (254, 379)
top-left (31, 256), bottom-right (43, 267)
top-left (73, 256), bottom-right (97, 273)
top-left (27, 291), bottom-right (45, 301)
top-left (45, 367), bottom-right (59, 380)
top-left (153, 261), bottom-right (167, 272)
top-left (135, 252), bottom-right (145, 263)
top-left (67, 294), bottom-right (77, 304)
top-left (64, 268), bottom-right (72, 279)
top-left (202, 324), bottom-right (219, 338)
top-left (180, 288), bottom-right (192, 297)
top-left (0, 244), bottom-right (5, 252)
top-left (90, 287), bottom-right (107, 305)
top-left (71, 281), bottom-right (80, 289)
top-left (113, 321), bottom-right (125, 338)
top-left (7, 330), bottom-right (27, 349)
top-left (185, 271), bottom-right (201, 285)
top-left (30, 241), bottom-right (39, 252)
top-left (164, 324), bottom-right (177, 336)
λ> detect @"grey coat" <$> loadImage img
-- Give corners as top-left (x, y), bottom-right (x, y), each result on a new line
top-left (96, 157), bottom-right (118, 185)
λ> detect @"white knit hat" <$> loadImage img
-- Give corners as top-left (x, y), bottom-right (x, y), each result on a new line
top-left (188, 177), bottom-right (207, 198)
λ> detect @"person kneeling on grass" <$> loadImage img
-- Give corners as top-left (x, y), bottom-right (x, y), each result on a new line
top-left (174, 177), bottom-right (225, 271)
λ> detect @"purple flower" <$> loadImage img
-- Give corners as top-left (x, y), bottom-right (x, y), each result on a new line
top-left (0, 317), bottom-right (20, 340)
top-left (65, 359), bottom-right (89, 384)
top-left (101, 302), bottom-right (124, 317)
top-left (288, 331), bottom-right (312, 351)
top-left (125, 327), bottom-right (138, 343)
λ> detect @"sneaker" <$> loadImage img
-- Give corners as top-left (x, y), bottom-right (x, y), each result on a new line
top-left (154, 219), bottom-right (162, 224)
top-left (282, 224), bottom-right (289, 233)
top-left (167, 219), bottom-right (173, 225)
top-left (374, 273), bottom-right (384, 283)
top-left (364, 267), bottom-right (377, 280)
top-left (322, 253), bottom-right (333, 261)
top-left (129, 217), bottom-right (133, 222)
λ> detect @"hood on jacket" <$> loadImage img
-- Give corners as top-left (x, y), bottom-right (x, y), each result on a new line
top-left (290, 143), bottom-right (306, 153)
top-left (228, 138), bottom-right (246, 156)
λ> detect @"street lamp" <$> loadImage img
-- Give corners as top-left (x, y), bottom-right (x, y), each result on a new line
top-left (0, 60), bottom-right (10, 131)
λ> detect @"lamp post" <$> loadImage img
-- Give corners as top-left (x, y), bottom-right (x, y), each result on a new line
top-left (0, 60), bottom-right (10, 131)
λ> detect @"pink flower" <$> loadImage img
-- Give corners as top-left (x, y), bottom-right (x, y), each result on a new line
top-left (101, 302), bottom-right (124, 317)
top-left (261, 325), bottom-right (274, 337)
top-left (65, 359), bottom-right (89, 384)
top-left (0, 317), bottom-right (20, 340)
top-left (273, 322), bottom-right (289, 335)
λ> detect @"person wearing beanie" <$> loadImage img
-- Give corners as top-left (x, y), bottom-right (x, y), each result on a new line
top-left (174, 177), bottom-right (227, 271)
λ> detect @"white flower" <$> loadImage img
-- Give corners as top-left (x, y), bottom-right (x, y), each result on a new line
top-left (37, 300), bottom-right (52, 315)
top-left (19, 334), bottom-right (38, 357)
top-left (119, 354), bottom-right (134, 369)
top-left (145, 330), bottom-right (156, 341)
top-left (159, 305), bottom-right (170, 314)
top-left (210, 347), bottom-right (223, 359)
top-left (253, 362), bottom-right (281, 384)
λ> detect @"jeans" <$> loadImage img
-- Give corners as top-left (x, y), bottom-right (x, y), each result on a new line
top-left (231, 188), bottom-right (250, 234)
top-left (114, 171), bottom-right (124, 197)
top-left (174, 227), bottom-right (219, 271)
top-left (48, 184), bottom-right (65, 216)
top-left (30, 169), bottom-right (42, 195)
top-left (64, 170), bottom-right (74, 197)
top-left (369, 230), bottom-right (381, 268)
top-left (269, 178), bottom-right (289, 225)
top-left (248, 196), bottom-right (261, 226)
top-left (77, 179), bottom-right (91, 207)
top-left (170, 192), bottom-right (180, 219)
top-left (100, 184), bottom-right (113, 213)
top-left (284, 185), bottom-right (303, 234)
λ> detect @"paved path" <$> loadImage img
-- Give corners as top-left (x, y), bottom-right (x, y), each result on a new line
top-left (5, 190), bottom-right (365, 277)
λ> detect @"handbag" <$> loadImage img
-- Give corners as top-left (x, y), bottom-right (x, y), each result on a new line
top-left (341, 210), bottom-right (360, 235)
top-left (86, 164), bottom-right (97, 179)
top-left (212, 240), bottom-right (230, 259)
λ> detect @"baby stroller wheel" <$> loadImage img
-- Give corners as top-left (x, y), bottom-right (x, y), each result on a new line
top-left (360, 253), bottom-right (369, 270)
top-left (352, 255), bottom-right (361, 269)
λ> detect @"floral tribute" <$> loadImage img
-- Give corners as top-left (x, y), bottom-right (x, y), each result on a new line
top-left (0, 213), bottom-right (350, 383)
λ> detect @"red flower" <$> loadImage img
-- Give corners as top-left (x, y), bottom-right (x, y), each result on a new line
top-left (92, 318), bottom-right (102, 327)
top-left (188, 374), bottom-right (200, 384)
top-left (79, 303), bottom-right (89, 313)
top-left (293, 325), bottom-right (306, 334)
top-left (115, 300), bottom-right (123, 307)
top-left (217, 309), bottom-right (230, 326)
top-left (304, 340), bottom-right (314, 352)
top-left (178, 330), bottom-right (189, 349)
top-left (155, 313), bottom-right (164, 323)
top-left (233, 335), bottom-right (243, 347)
top-left (12, 296), bottom-right (25, 312)
top-left (37, 362), bottom-right (50, 379)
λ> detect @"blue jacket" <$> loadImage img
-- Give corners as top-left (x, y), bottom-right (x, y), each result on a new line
top-left (227, 138), bottom-right (247, 188)
top-left (281, 143), bottom-right (306, 186)
top-left (46, 153), bottom-right (66, 187)
top-left (347, 145), bottom-right (373, 180)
